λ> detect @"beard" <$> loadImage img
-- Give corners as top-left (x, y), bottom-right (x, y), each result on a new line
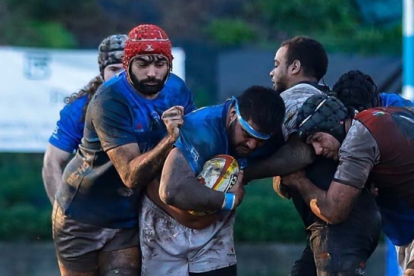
top-left (273, 79), bottom-right (288, 95)
top-left (228, 120), bottom-right (252, 158)
top-left (129, 72), bottom-right (168, 96)
top-left (272, 70), bottom-right (290, 95)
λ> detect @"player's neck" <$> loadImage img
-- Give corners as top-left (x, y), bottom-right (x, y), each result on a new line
top-left (135, 90), bottom-right (160, 100)
top-left (345, 118), bottom-right (353, 133)
top-left (290, 76), bottom-right (319, 88)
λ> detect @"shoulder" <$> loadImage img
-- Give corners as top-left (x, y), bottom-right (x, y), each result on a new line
top-left (165, 73), bottom-right (186, 88)
top-left (164, 73), bottom-right (191, 95)
top-left (59, 94), bottom-right (88, 121)
top-left (180, 104), bottom-right (227, 143)
top-left (180, 104), bottom-right (227, 152)
top-left (342, 119), bottom-right (379, 159)
top-left (185, 103), bottom-right (224, 123)
top-left (175, 104), bottom-right (228, 174)
top-left (281, 84), bottom-right (324, 112)
top-left (69, 94), bottom-right (88, 107)
top-left (95, 71), bottom-right (128, 99)
top-left (281, 83), bottom-right (324, 101)
top-left (355, 107), bottom-right (395, 125)
top-left (347, 119), bottom-right (372, 138)
top-left (380, 93), bottom-right (414, 107)
top-left (87, 84), bottom-right (132, 122)
top-left (92, 78), bottom-right (127, 106)
top-left (281, 84), bottom-right (324, 137)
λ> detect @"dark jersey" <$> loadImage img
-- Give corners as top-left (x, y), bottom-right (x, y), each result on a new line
top-left (57, 71), bottom-right (195, 228)
top-left (356, 107), bottom-right (414, 206)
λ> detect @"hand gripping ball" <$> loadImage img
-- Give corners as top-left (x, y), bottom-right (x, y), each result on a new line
top-left (189, 155), bottom-right (239, 216)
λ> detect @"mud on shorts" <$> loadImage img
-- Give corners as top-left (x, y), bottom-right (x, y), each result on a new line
top-left (139, 194), bottom-right (237, 276)
top-left (396, 239), bottom-right (414, 271)
top-left (52, 201), bottom-right (140, 272)
top-left (290, 190), bottom-right (382, 276)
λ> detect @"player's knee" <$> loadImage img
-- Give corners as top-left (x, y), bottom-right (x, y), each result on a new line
top-left (101, 267), bottom-right (140, 276)
top-left (99, 247), bottom-right (140, 276)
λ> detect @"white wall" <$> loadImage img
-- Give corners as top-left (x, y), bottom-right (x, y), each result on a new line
top-left (0, 46), bottom-right (185, 153)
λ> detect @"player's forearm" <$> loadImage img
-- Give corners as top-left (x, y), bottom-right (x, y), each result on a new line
top-left (42, 145), bottom-right (71, 204)
top-left (244, 139), bottom-right (314, 181)
top-left (159, 148), bottom-right (225, 211)
top-left (162, 176), bottom-right (225, 211)
top-left (42, 163), bottom-right (63, 204)
top-left (127, 136), bottom-right (175, 189)
top-left (293, 177), bottom-right (348, 224)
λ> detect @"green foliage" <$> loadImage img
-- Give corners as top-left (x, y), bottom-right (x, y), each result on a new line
top-left (0, 204), bottom-right (51, 241)
top-left (319, 24), bottom-right (402, 55)
top-left (253, 0), bottom-right (356, 34)
top-left (31, 21), bottom-right (78, 48)
top-left (0, 153), bottom-right (52, 241)
top-left (2, 20), bottom-right (77, 48)
top-left (193, 86), bottom-right (216, 108)
top-left (1, 0), bottom-right (78, 48)
top-left (214, 0), bottom-right (402, 55)
top-left (206, 18), bottom-right (257, 46)
top-left (1, 0), bottom-right (402, 54)
top-left (234, 179), bottom-right (306, 242)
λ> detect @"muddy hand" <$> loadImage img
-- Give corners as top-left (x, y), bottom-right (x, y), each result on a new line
top-left (229, 170), bottom-right (245, 208)
top-left (161, 106), bottom-right (184, 141)
top-left (281, 170), bottom-right (306, 190)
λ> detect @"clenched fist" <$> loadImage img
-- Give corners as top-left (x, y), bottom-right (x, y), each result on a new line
top-left (161, 106), bottom-right (184, 141)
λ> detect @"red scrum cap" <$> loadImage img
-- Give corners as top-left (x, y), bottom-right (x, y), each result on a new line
top-left (123, 24), bottom-right (173, 71)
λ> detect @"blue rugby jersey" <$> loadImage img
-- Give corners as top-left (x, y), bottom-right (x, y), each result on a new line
top-left (174, 99), bottom-right (283, 175)
top-left (57, 71), bottom-right (195, 228)
top-left (49, 73), bottom-right (194, 153)
top-left (380, 93), bottom-right (414, 108)
top-left (175, 102), bottom-right (231, 175)
top-left (49, 95), bottom-right (87, 152)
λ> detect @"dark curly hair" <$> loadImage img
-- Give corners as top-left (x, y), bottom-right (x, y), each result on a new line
top-left (64, 75), bottom-right (103, 122)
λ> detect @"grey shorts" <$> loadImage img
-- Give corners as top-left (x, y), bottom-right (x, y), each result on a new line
top-left (139, 195), bottom-right (237, 276)
top-left (52, 201), bottom-right (139, 272)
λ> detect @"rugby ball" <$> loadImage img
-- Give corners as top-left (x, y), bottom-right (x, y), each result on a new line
top-left (189, 155), bottom-right (239, 216)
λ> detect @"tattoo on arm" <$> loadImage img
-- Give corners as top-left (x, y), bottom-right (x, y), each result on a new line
top-left (159, 148), bottom-right (225, 211)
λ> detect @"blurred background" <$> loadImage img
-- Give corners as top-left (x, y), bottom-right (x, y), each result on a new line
top-left (0, 0), bottom-right (406, 275)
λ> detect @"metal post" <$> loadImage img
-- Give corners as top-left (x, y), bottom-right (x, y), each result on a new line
top-left (403, 0), bottom-right (414, 100)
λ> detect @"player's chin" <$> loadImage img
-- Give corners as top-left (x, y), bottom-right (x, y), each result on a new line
top-left (324, 152), bottom-right (338, 161)
top-left (236, 147), bottom-right (252, 157)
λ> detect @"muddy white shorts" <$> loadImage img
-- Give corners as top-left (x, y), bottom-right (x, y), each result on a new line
top-left (139, 194), bottom-right (237, 276)
top-left (396, 239), bottom-right (414, 271)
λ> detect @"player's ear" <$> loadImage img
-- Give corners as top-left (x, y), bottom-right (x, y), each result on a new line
top-left (229, 106), bottom-right (237, 123)
top-left (290, 60), bottom-right (301, 75)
